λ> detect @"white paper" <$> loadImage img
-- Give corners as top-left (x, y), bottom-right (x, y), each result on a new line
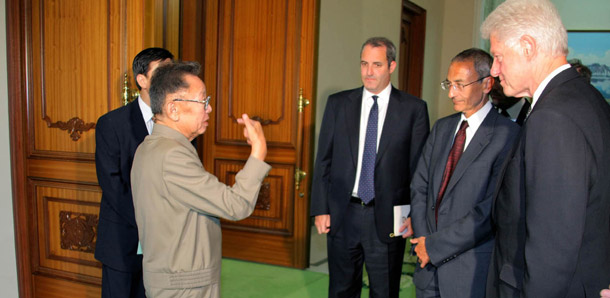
top-left (393, 204), bottom-right (411, 236)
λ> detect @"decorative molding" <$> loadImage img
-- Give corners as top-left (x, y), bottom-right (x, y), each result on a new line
top-left (44, 116), bottom-right (96, 141)
top-left (255, 182), bottom-right (271, 210)
top-left (59, 211), bottom-right (98, 253)
top-left (249, 116), bottom-right (277, 126)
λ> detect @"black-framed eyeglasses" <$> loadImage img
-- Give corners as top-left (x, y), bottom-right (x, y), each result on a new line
top-left (440, 76), bottom-right (490, 91)
top-left (173, 96), bottom-right (211, 109)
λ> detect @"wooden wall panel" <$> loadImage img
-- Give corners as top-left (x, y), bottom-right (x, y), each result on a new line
top-left (30, 0), bottom-right (111, 155)
top-left (216, 0), bottom-right (299, 146)
top-left (204, 0), bottom-right (318, 268)
top-left (33, 182), bottom-right (102, 281)
top-left (218, 160), bottom-right (293, 234)
top-left (10, 0), bottom-right (174, 295)
top-left (34, 275), bottom-right (101, 298)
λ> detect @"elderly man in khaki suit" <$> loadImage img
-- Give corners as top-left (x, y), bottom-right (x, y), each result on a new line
top-left (131, 61), bottom-right (271, 297)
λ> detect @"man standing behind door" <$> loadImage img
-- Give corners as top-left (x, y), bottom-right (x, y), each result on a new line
top-left (409, 48), bottom-right (519, 298)
top-left (311, 37), bottom-right (429, 297)
top-left (95, 48), bottom-right (173, 298)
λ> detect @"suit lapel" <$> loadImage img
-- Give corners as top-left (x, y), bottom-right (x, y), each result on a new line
top-left (430, 115), bottom-right (460, 205)
top-left (533, 67), bottom-right (580, 112)
top-left (129, 100), bottom-right (149, 142)
top-left (345, 88), bottom-right (363, 168)
top-left (375, 88), bottom-right (400, 164)
top-left (444, 110), bottom-right (496, 196)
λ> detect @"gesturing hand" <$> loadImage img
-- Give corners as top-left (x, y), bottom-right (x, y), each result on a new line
top-left (237, 114), bottom-right (267, 161)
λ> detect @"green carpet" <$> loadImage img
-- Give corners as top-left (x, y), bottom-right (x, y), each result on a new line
top-left (221, 249), bottom-right (417, 297)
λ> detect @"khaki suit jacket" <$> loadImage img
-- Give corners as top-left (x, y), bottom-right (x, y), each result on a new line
top-left (131, 124), bottom-right (271, 297)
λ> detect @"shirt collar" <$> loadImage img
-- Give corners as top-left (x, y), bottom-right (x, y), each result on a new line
top-left (138, 96), bottom-right (154, 121)
top-left (363, 83), bottom-right (392, 103)
top-left (532, 64), bottom-right (571, 109)
top-left (460, 100), bottom-right (492, 131)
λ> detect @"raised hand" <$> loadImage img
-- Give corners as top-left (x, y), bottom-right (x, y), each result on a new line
top-left (237, 114), bottom-right (267, 161)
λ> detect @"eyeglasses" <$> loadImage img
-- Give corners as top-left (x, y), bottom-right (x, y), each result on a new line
top-left (440, 76), bottom-right (490, 91)
top-left (173, 96), bottom-right (211, 109)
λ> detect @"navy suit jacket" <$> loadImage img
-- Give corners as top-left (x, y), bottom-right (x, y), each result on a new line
top-left (310, 86), bottom-right (429, 243)
top-left (95, 100), bottom-right (148, 271)
top-left (411, 108), bottom-right (519, 297)
top-left (487, 68), bottom-right (610, 297)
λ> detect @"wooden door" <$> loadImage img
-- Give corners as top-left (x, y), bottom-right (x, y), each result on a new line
top-left (200, 0), bottom-right (318, 269)
top-left (399, 1), bottom-right (426, 98)
top-left (7, 0), bottom-right (169, 296)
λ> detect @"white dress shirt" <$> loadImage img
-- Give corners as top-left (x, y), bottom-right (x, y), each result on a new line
top-left (454, 100), bottom-right (493, 151)
top-left (352, 83), bottom-right (392, 197)
top-left (138, 96), bottom-right (154, 135)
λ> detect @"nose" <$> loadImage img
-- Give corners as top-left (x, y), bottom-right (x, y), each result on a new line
top-left (366, 65), bottom-right (374, 76)
top-left (448, 85), bottom-right (457, 98)
top-left (490, 59), bottom-right (500, 77)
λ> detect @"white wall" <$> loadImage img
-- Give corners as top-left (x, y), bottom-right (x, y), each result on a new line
top-left (315, 0), bottom-right (481, 140)
top-left (552, 0), bottom-right (610, 30)
top-left (0, 0), bottom-right (20, 295)
top-left (315, 0), bottom-right (403, 146)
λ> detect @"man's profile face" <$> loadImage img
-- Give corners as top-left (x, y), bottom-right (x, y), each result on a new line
top-left (360, 45), bottom-right (396, 94)
top-left (173, 74), bottom-right (212, 140)
top-left (446, 60), bottom-right (489, 118)
top-left (489, 34), bottom-right (530, 98)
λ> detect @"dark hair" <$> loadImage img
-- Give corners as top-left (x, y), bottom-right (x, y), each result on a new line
top-left (568, 58), bottom-right (592, 83)
top-left (149, 61), bottom-right (201, 115)
top-left (132, 48), bottom-right (174, 90)
top-left (451, 48), bottom-right (492, 79)
top-left (361, 37), bottom-right (397, 66)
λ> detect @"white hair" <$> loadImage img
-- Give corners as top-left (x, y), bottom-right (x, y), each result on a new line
top-left (481, 0), bottom-right (568, 57)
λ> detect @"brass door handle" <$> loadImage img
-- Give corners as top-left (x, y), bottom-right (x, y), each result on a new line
top-left (295, 169), bottom-right (307, 191)
top-left (122, 73), bottom-right (140, 106)
top-left (294, 88), bottom-right (309, 197)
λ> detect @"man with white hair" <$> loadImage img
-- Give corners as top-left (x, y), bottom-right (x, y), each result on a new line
top-left (481, 0), bottom-right (610, 297)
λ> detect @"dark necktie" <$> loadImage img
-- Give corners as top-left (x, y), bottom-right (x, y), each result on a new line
top-left (357, 95), bottom-right (378, 204)
top-left (435, 120), bottom-right (468, 223)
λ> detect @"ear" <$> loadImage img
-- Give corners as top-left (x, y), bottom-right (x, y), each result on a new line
top-left (389, 60), bottom-right (397, 74)
top-left (136, 73), bottom-right (149, 90)
top-left (520, 35), bottom-right (537, 59)
top-left (482, 76), bottom-right (494, 94)
top-left (165, 101), bottom-right (180, 121)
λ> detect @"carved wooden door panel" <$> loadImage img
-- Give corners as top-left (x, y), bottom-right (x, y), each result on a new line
top-left (8, 0), bottom-right (157, 296)
top-left (201, 0), bottom-right (318, 268)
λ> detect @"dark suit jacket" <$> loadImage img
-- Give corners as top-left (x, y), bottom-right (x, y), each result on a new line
top-left (488, 67), bottom-right (610, 297)
top-left (95, 100), bottom-right (148, 272)
top-left (310, 86), bottom-right (429, 243)
top-left (513, 100), bottom-right (529, 126)
top-left (410, 108), bottom-right (519, 297)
